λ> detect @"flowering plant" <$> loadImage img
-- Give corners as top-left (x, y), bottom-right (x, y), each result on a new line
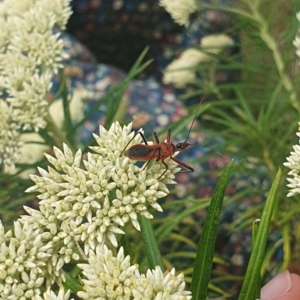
top-left (0, 0), bottom-right (300, 299)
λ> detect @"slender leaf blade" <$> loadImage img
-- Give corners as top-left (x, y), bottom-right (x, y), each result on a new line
top-left (238, 168), bottom-right (281, 300)
top-left (139, 216), bottom-right (164, 270)
top-left (190, 161), bottom-right (233, 300)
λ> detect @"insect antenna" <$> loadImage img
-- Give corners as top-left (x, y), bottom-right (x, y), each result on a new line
top-left (184, 97), bottom-right (205, 143)
top-left (189, 143), bottom-right (236, 166)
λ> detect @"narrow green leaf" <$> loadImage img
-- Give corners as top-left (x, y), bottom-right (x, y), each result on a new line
top-left (139, 216), bottom-right (164, 271)
top-left (104, 47), bottom-right (152, 128)
top-left (252, 219), bottom-right (261, 299)
top-left (190, 161), bottom-right (233, 300)
top-left (155, 200), bottom-right (212, 243)
top-left (252, 219), bottom-right (260, 245)
top-left (60, 70), bottom-right (74, 146)
top-left (73, 47), bottom-right (152, 135)
top-left (281, 222), bottom-right (291, 271)
top-left (238, 168), bottom-right (281, 300)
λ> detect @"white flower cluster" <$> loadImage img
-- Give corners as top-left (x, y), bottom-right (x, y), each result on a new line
top-left (284, 122), bottom-right (300, 197)
top-left (294, 12), bottom-right (300, 59)
top-left (0, 0), bottom-right (72, 173)
top-left (201, 34), bottom-right (235, 55)
top-left (0, 218), bottom-right (72, 299)
top-left (11, 87), bottom-right (91, 179)
top-left (0, 121), bottom-right (189, 298)
top-left (159, 0), bottom-right (197, 26)
top-left (163, 34), bottom-right (234, 87)
top-left (42, 288), bottom-right (73, 300)
top-left (27, 122), bottom-right (179, 252)
top-left (77, 245), bottom-right (192, 299)
top-left (163, 49), bottom-right (205, 88)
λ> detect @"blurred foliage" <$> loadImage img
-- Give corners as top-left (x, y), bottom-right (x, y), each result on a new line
top-left (179, 0), bottom-right (300, 297)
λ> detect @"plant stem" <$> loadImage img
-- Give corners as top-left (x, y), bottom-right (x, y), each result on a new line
top-left (249, 5), bottom-right (300, 113)
top-left (201, 2), bottom-right (300, 113)
top-left (45, 113), bottom-right (70, 149)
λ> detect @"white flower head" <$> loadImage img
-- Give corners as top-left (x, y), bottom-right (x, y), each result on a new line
top-left (0, 0), bottom-right (72, 173)
top-left (42, 287), bottom-right (73, 300)
top-left (283, 122), bottom-right (300, 196)
top-left (77, 245), bottom-right (138, 299)
top-left (163, 48), bottom-right (206, 87)
top-left (294, 11), bottom-right (300, 59)
top-left (201, 34), bottom-right (235, 57)
top-left (163, 34), bottom-right (234, 87)
top-left (0, 99), bottom-right (22, 173)
top-left (0, 219), bottom-right (53, 299)
top-left (132, 267), bottom-right (192, 299)
top-left (159, 0), bottom-right (197, 26)
top-left (26, 122), bottom-right (179, 253)
top-left (77, 245), bottom-right (191, 299)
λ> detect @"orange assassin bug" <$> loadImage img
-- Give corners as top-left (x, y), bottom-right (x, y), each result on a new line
top-left (121, 100), bottom-right (204, 179)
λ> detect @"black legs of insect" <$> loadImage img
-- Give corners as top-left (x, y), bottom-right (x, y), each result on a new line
top-left (120, 131), bottom-right (149, 156)
top-left (120, 99), bottom-right (206, 178)
top-left (121, 130), bottom-right (194, 179)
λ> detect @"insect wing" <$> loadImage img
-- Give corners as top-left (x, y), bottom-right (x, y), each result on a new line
top-left (124, 144), bottom-right (157, 161)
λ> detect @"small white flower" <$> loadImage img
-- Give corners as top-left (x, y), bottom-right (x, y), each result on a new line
top-left (284, 122), bottom-right (300, 196)
top-left (132, 267), bottom-right (192, 299)
top-left (159, 0), bottom-right (197, 26)
top-left (77, 246), bottom-right (191, 300)
top-left (27, 122), bottom-right (178, 252)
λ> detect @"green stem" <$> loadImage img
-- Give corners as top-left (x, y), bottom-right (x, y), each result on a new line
top-left (201, 2), bottom-right (299, 113)
top-left (262, 146), bottom-right (275, 178)
top-left (200, 4), bottom-right (257, 22)
top-left (45, 113), bottom-right (71, 149)
top-left (251, 8), bottom-right (299, 113)
top-left (281, 222), bottom-right (291, 271)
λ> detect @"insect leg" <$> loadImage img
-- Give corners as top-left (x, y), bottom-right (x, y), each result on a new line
top-left (153, 132), bottom-right (160, 144)
top-left (154, 130), bottom-right (173, 178)
top-left (157, 159), bottom-right (169, 179)
top-left (141, 146), bottom-right (162, 171)
top-left (120, 131), bottom-right (148, 156)
top-left (138, 131), bottom-right (148, 145)
top-left (170, 156), bottom-right (194, 172)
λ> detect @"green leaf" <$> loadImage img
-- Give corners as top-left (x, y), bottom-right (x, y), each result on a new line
top-left (64, 268), bottom-right (82, 293)
top-left (139, 216), bottom-right (164, 271)
top-left (190, 161), bottom-right (233, 300)
top-left (73, 47), bottom-right (151, 134)
top-left (252, 219), bottom-right (261, 299)
top-left (238, 168), bottom-right (281, 300)
top-left (60, 70), bottom-right (74, 146)
top-left (155, 199), bottom-right (212, 243)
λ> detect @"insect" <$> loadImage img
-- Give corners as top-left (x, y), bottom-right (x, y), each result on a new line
top-left (121, 101), bottom-right (204, 179)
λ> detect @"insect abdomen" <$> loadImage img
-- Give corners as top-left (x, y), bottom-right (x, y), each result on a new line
top-left (124, 146), bottom-right (155, 161)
